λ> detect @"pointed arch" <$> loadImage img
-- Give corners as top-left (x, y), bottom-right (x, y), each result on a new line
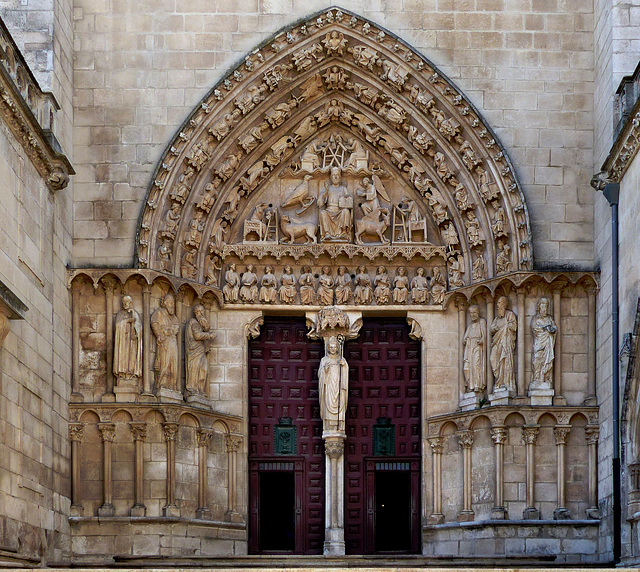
top-left (136, 7), bottom-right (532, 299)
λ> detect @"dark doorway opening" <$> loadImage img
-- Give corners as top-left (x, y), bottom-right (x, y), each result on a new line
top-left (259, 471), bottom-right (296, 552)
top-left (374, 471), bottom-right (412, 552)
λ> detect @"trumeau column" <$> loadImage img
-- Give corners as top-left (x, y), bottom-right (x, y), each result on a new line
top-left (141, 282), bottom-right (154, 398)
top-left (552, 284), bottom-right (566, 405)
top-left (491, 426), bottom-right (508, 520)
top-left (457, 430), bottom-right (474, 522)
top-left (427, 436), bottom-right (445, 524)
top-left (516, 288), bottom-right (526, 397)
top-left (585, 426), bottom-right (601, 518)
top-left (585, 284), bottom-right (598, 405)
top-left (69, 423), bottom-right (84, 516)
top-left (485, 294), bottom-right (494, 395)
top-left (102, 278), bottom-right (117, 402)
top-left (225, 434), bottom-right (243, 523)
top-left (553, 425), bottom-right (571, 520)
top-left (71, 286), bottom-right (83, 402)
top-left (522, 425), bottom-right (540, 520)
top-left (196, 428), bottom-right (214, 520)
top-left (130, 422), bottom-right (147, 517)
top-left (162, 422), bottom-right (180, 517)
top-left (97, 422), bottom-right (116, 517)
top-left (307, 306), bottom-right (362, 556)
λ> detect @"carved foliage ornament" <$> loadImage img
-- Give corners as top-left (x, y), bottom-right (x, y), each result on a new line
top-left (136, 8), bottom-right (532, 284)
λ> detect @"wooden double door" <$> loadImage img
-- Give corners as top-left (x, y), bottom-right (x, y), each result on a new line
top-left (249, 317), bottom-right (421, 555)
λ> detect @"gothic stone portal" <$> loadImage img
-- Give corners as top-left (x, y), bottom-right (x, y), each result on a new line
top-left (248, 317), bottom-right (420, 555)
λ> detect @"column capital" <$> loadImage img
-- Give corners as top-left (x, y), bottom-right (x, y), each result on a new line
top-left (130, 422), bottom-right (147, 442)
top-left (522, 425), bottom-right (539, 445)
top-left (324, 436), bottom-right (345, 458)
top-left (162, 422), bottom-right (180, 442)
top-left (491, 426), bottom-right (508, 445)
top-left (98, 422), bottom-right (116, 442)
top-left (428, 436), bottom-right (445, 454)
top-left (225, 433), bottom-right (242, 452)
top-left (69, 423), bottom-right (85, 442)
top-left (585, 425), bottom-right (600, 445)
top-left (457, 430), bottom-right (474, 449)
top-left (554, 425), bottom-right (571, 445)
top-left (197, 428), bottom-right (214, 448)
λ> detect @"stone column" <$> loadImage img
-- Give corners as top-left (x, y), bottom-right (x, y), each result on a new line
top-left (457, 296), bottom-right (467, 400)
top-left (585, 284), bottom-right (598, 405)
top-left (69, 423), bottom-right (84, 516)
top-left (457, 430), bottom-right (474, 522)
top-left (585, 426), bottom-right (600, 518)
top-left (522, 425), bottom-right (540, 519)
top-left (553, 425), bottom-right (571, 519)
top-left (427, 436), bottom-right (445, 524)
top-left (225, 434), bottom-right (243, 522)
top-left (516, 288), bottom-right (526, 396)
top-left (162, 422), bottom-right (180, 517)
top-left (196, 428), bottom-right (213, 520)
top-left (102, 278), bottom-right (117, 402)
top-left (141, 282), bottom-right (154, 398)
top-left (324, 436), bottom-right (345, 554)
top-left (552, 284), bottom-right (566, 405)
top-left (491, 426), bottom-right (508, 519)
top-left (130, 422), bottom-right (147, 516)
top-left (176, 291), bottom-right (185, 396)
top-left (485, 294), bottom-right (494, 395)
top-left (97, 422), bottom-right (116, 516)
top-left (71, 287), bottom-right (83, 402)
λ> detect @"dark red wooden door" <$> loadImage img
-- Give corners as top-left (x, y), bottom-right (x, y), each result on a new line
top-left (248, 318), bottom-right (324, 554)
top-left (344, 319), bottom-right (421, 554)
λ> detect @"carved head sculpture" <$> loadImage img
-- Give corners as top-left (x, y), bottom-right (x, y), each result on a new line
top-left (469, 304), bottom-right (480, 322)
top-left (416, 267), bottom-right (425, 277)
top-left (322, 265), bottom-right (331, 276)
top-left (284, 265), bottom-right (293, 274)
top-left (193, 303), bottom-right (207, 325)
top-left (358, 265), bottom-right (366, 274)
top-left (377, 265), bottom-right (386, 275)
top-left (330, 166), bottom-right (341, 185)
top-left (338, 265), bottom-right (346, 275)
top-left (122, 295), bottom-right (133, 311)
top-left (228, 263), bottom-right (236, 272)
top-left (397, 266), bottom-right (406, 276)
top-left (162, 293), bottom-right (175, 315)
top-left (496, 295), bottom-right (509, 317)
top-left (265, 265), bottom-right (274, 275)
top-left (537, 297), bottom-right (550, 317)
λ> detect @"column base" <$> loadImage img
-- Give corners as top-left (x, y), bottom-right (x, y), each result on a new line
top-left (224, 510), bottom-right (244, 523)
top-left (130, 504), bottom-right (146, 517)
top-left (583, 395), bottom-right (597, 406)
top-left (70, 392), bottom-right (84, 403)
top-left (552, 395), bottom-right (567, 406)
top-left (186, 392), bottom-right (211, 408)
top-left (489, 388), bottom-right (515, 406)
top-left (138, 392), bottom-right (157, 403)
top-left (459, 391), bottom-right (484, 412)
top-left (586, 507), bottom-right (601, 519)
top-left (553, 507), bottom-right (571, 520)
top-left (101, 393), bottom-right (116, 403)
top-left (163, 504), bottom-right (180, 517)
top-left (157, 388), bottom-right (184, 402)
top-left (523, 506), bottom-right (540, 520)
top-left (528, 386), bottom-right (554, 406)
top-left (196, 507), bottom-right (212, 520)
top-left (114, 381), bottom-right (139, 403)
top-left (97, 504), bottom-right (115, 517)
top-left (427, 513), bottom-right (445, 525)
top-left (70, 504), bottom-right (83, 517)
top-left (323, 528), bottom-right (345, 556)
top-left (491, 506), bottom-right (508, 520)
top-left (457, 510), bottom-right (474, 522)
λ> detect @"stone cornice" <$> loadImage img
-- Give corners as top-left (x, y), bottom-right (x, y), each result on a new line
top-left (0, 17), bottom-right (74, 191)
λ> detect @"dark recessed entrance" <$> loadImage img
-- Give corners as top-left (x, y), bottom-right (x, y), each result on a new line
top-left (259, 471), bottom-right (295, 552)
top-left (374, 470), bottom-right (412, 552)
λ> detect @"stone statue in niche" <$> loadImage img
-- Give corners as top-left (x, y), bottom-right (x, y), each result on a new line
top-left (393, 267), bottom-right (409, 304)
top-left (411, 267), bottom-right (429, 304)
top-left (317, 266), bottom-right (335, 306)
top-left (205, 256), bottom-right (221, 287)
top-left (477, 167), bottom-right (498, 202)
top-left (459, 140), bottom-right (481, 171)
top-left (198, 178), bottom-right (221, 213)
top-left (238, 125), bottom-right (264, 154)
top-left (490, 296), bottom-right (517, 393)
top-left (465, 211), bottom-right (484, 247)
top-left (113, 295), bottom-right (143, 385)
top-left (472, 251), bottom-right (486, 282)
top-left (279, 266), bottom-right (297, 304)
top-left (455, 183), bottom-right (474, 212)
top-left (151, 293), bottom-right (180, 394)
top-left (158, 239), bottom-right (172, 272)
top-left (185, 210), bottom-right (205, 249)
top-left (299, 266), bottom-right (316, 305)
top-left (442, 221), bottom-right (460, 253)
top-left (431, 266), bottom-right (447, 305)
top-left (354, 266), bottom-right (373, 305)
top-left (209, 218), bottom-right (228, 254)
top-left (323, 31), bottom-right (347, 56)
top-left (463, 305), bottom-right (487, 393)
top-left (160, 202), bottom-right (181, 239)
top-left (491, 200), bottom-right (508, 238)
top-left (496, 239), bottom-right (512, 274)
top-left (319, 335), bottom-right (349, 433)
top-left (319, 167), bottom-right (352, 241)
top-left (335, 266), bottom-right (352, 305)
top-left (223, 263), bottom-right (240, 303)
top-left (530, 297), bottom-right (557, 390)
top-left (449, 254), bottom-right (465, 288)
top-left (259, 266), bottom-right (278, 304)
top-left (240, 265), bottom-right (259, 303)
top-left (355, 175), bottom-right (390, 244)
top-left (181, 250), bottom-right (197, 281)
top-left (185, 304), bottom-right (216, 398)
top-left (374, 266), bottom-right (391, 305)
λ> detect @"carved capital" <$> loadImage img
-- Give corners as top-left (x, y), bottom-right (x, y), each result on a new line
top-left (584, 280), bottom-right (599, 296)
top-left (324, 436), bottom-right (345, 458)
top-left (101, 276), bottom-right (119, 293)
top-left (69, 423), bottom-right (85, 442)
top-left (585, 425), bottom-right (600, 445)
top-left (98, 422), bottom-right (116, 443)
top-left (245, 315), bottom-right (264, 339)
top-left (428, 436), bottom-right (444, 454)
top-left (196, 428), bottom-right (214, 448)
top-left (162, 422), bottom-right (180, 442)
top-left (457, 430), bottom-right (474, 449)
top-left (454, 294), bottom-right (468, 310)
top-left (554, 425), bottom-right (571, 445)
top-left (406, 316), bottom-right (423, 341)
top-left (522, 425), bottom-right (539, 445)
top-left (130, 422), bottom-right (147, 442)
top-left (225, 434), bottom-right (242, 452)
top-left (491, 426), bottom-right (508, 445)
top-left (308, 306), bottom-right (361, 340)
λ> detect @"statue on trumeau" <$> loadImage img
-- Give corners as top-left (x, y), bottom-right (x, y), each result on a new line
top-left (319, 167), bottom-right (352, 241)
top-left (463, 305), bottom-right (486, 393)
top-left (185, 304), bottom-right (216, 397)
top-left (318, 335), bottom-right (349, 433)
top-left (113, 295), bottom-right (142, 385)
top-left (490, 296), bottom-right (517, 393)
top-left (530, 297), bottom-right (557, 390)
top-left (151, 294), bottom-right (180, 393)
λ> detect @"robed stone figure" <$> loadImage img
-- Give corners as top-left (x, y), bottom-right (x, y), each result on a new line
top-left (113, 295), bottom-right (143, 383)
top-left (319, 167), bottom-right (352, 241)
top-left (151, 293), bottom-right (180, 393)
top-left (490, 296), bottom-right (517, 392)
top-left (530, 297), bottom-right (557, 389)
top-left (318, 336), bottom-right (349, 433)
top-left (185, 304), bottom-right (216, 396)
top-left (463, 305), bottom-right (486, 393)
